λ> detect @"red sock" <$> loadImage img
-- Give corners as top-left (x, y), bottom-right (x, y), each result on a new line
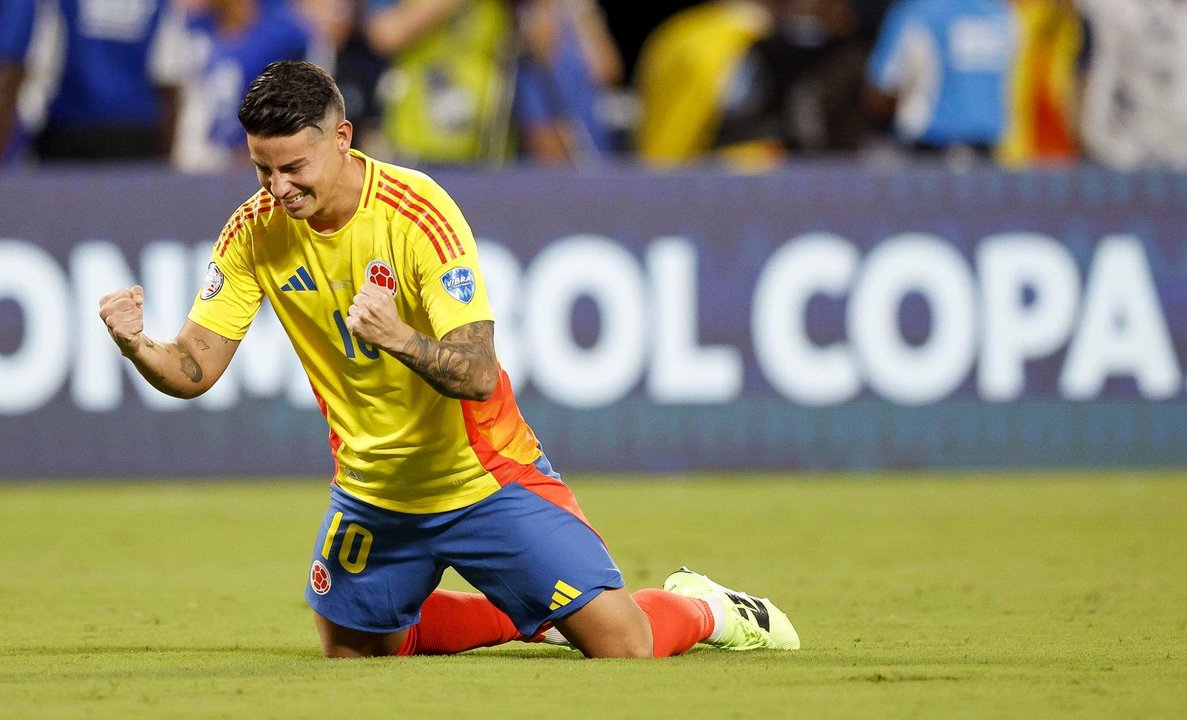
top-left (632, 589), bottom-right (714, 658)
top-left (394, 590), bottom-right (523, 656)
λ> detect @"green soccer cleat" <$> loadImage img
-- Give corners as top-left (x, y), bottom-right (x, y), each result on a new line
top-left (664, 566), bottom-right (800, 651)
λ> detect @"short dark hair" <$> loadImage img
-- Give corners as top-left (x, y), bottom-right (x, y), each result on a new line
top-left (238, 61), bottom-right (346, 138)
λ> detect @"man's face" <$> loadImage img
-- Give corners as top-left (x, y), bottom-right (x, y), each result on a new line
top-left (247, 118), bottom-right (348, 222)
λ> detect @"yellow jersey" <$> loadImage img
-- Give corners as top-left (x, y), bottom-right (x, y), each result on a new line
top-left (189, 150), bottom-right (543, 513)
top-left (634, 1), bottom-right (771, 164)
top-left (998, 0), bottom-right (1082, 166)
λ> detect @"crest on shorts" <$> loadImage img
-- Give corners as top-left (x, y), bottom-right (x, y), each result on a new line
top-left (366, 259), bottom-right (397, 294)
top-left (441, 267), bottom-right (475, 304)
top-left (200, 262), bottom-right (224, 300)
top-left (310, 560), bottom-right (331, 595)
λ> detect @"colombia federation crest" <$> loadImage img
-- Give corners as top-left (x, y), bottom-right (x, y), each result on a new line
top-left (310, 560), bottom-right (331, 595)
top-left (365, 259), bottom-right (397, 293)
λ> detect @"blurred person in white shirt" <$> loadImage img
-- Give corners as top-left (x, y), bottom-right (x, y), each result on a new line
top-left (1077, 0), bottom-right (1187, 169)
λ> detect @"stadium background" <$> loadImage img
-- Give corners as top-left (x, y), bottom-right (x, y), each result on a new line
top-left (2, 0), bottom-right (1186, 477)
top-left (4, 165), bottom-right (1187, 476)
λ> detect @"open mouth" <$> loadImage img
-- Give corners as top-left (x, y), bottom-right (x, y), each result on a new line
top-left (279, 192), bottom-right (309, 209)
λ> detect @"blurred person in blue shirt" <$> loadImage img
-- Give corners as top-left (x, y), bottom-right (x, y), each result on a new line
top-left (866, 0), bottom-right (1018, 158)
top-left (513, 0), bottom-right (623, 165)
top-left (172, 0), bottom-right (318, 172)
top-left (2, 0), bottom-right (189, 163)
top-left (0, 0), bottom-right (37, 162)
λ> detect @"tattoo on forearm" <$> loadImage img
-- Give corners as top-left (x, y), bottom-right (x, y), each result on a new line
top-left (128, 336), bottom-right (208, 397)
top-left (178, 350), bottom-right (203, 383)
top-left (394, 321), bottom-right (497, 399)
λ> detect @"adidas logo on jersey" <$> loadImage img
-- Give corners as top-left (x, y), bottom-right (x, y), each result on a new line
top-left (281, 266), bottom-right (318, 292)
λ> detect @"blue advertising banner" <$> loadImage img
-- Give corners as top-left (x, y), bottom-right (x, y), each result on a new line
top-left (2, 164), bottom-right (1187, 477)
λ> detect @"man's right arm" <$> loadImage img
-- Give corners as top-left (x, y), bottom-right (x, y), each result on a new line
top-left (99, 285), bottom-right (239, 399)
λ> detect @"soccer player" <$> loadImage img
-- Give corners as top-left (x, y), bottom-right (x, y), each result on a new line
top-left (98, 60), bottom-right (799, 659)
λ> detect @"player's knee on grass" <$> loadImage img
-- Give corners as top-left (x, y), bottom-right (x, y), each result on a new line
top-left (576, 630), bottom-right (653, 659)
top-left (554, 588), bottom-right (654, 659)
top-left (315, 613), bottom-right (406, 658)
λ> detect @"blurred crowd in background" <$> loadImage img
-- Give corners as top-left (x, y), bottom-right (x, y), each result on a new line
top-left (0, 0), bottom-right (1185, 173)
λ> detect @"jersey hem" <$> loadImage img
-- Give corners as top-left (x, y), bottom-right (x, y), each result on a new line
top-left (333, 477), bottom-right (502, 514)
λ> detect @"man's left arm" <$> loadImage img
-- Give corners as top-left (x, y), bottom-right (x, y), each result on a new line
top-left (345, 282), bottom-right (498, 401)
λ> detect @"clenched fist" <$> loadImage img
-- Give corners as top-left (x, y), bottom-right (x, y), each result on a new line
top-left (345, 281), bottom-right (409, 353)
top-left (99, 285), bottom-right (146, 356)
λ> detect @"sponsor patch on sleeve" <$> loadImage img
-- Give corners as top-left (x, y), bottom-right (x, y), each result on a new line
top-left (440, 267), bottom-right (475, 304)
top-left (200, 262), bottom-right (224, 300)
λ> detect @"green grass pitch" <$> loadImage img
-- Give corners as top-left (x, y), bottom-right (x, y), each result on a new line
top-left (2, 473), bottom-right (1185, 719)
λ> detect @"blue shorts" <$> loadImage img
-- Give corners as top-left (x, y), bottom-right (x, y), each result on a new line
top-left (305, 479), bottom-right (624, 636)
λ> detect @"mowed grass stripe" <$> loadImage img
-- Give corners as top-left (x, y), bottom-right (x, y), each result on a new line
top-left (1, 474), bottom-right (1184, 719)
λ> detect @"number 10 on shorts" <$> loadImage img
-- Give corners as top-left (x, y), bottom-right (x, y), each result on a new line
top-left (320, 511), bottom-right (374, 574)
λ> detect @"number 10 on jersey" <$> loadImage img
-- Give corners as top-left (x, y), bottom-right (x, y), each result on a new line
top-left (333, 309), bottom-right (380, 359)
top-left (320, 511), bottom-right (374, 574)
